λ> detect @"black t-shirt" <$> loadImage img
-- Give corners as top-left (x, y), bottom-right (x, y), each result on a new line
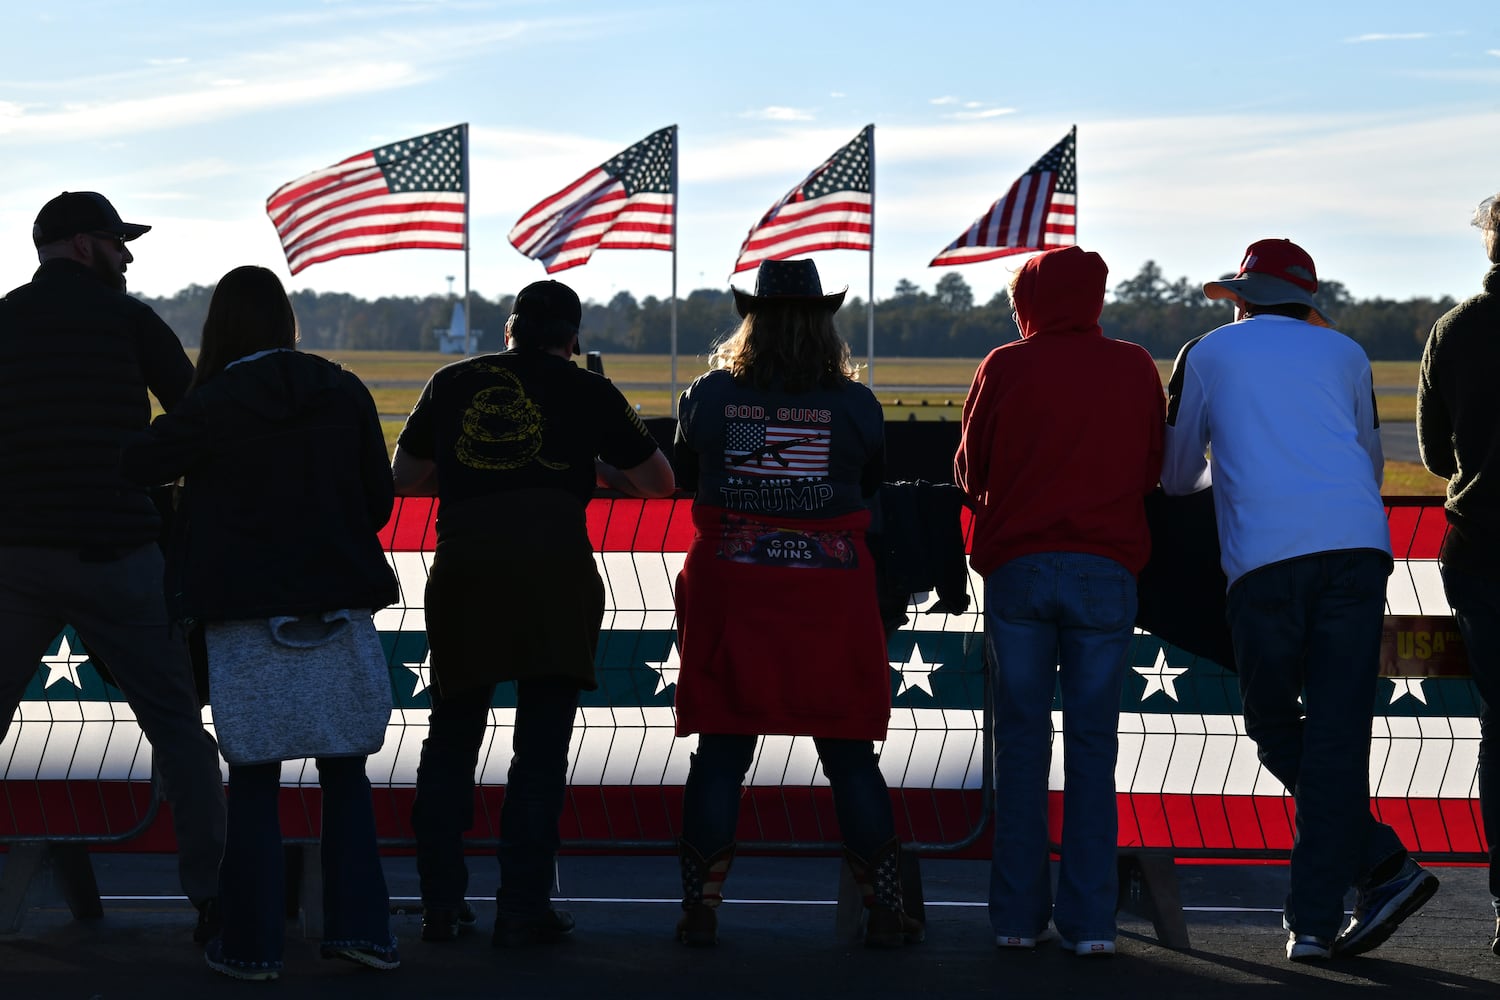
top-left (675, 369), bottom-right (885, 518)
top-left (398, 349), bottom-right (659, 512)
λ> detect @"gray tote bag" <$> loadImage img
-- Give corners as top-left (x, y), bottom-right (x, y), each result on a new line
top-left (205, 610), bottom-right (392, 766)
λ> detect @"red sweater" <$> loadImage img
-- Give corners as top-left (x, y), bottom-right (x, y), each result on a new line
top-left (954, 246), bottom-right (1165, 578)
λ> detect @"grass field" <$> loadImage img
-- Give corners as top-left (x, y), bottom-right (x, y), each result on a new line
top-left (321, 351), bottom-right (1439, 496)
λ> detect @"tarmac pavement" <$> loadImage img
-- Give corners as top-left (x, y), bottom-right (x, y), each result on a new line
top-left (2, 852), bottom-right (1496, 999)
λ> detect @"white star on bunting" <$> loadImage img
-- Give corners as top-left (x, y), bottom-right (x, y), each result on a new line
top-left (403, 650), bottom-right (435, 698)
top-left (1388, 678), bottom-right (1428, 705)
top-left (42, 635), bottom-right (87, 690)
top-left (646, 644), bottom-right (681, 695)
top-left (1133, 648), bottom-right (1189, 702)
top-left (891, 645), bottom-right (940, 697)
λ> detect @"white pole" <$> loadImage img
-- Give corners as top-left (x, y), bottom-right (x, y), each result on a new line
top-left (670, 124), bottom-right (680, 417)
top-left (461, 123), bottom-right (473, 354)
top-left (866, 124), bottom-right (875, 389)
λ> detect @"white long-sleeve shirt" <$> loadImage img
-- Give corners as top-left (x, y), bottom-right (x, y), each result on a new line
top-left (1160, 314), bottom-right (1389, 587)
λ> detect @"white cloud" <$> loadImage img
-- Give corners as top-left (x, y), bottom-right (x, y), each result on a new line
top-left (739, 106), bottom-right (816, 122)
top-left (928, 96), bottom-right (959, 105)
top-left (0, 62), bottom-right (428, 140)
top-left (830, 91), bottom-right (846, 98)
top-left (1489, 49), bottom-right (1500, 57)
top-left (942, 108), bottom-right (1017, 121)
top-left (0, 16), bottom-right (590, 144)
top-left (1344, 32), bottom-right (1432, 43)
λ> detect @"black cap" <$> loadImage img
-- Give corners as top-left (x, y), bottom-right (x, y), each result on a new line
top-left (511, 279), bottom-right (582, 354)
top-left (33, 191), bottom-right (151, 247)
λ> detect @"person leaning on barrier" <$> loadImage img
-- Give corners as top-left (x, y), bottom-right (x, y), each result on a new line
top-left (671, 258), bottom-right (922, 950)
top-left (122, 265), bottom-right (402, 981)
top-left (1416, 192), bottom-right (1500, 958)
top-left (955, 245), bottom-right (1164, 958)
top-left (1161, 238), bottom-right (1439, 963)
top-left (391, 279), bottom-right (674, 947)
top-left (0, 191), bottom-right (226, 941)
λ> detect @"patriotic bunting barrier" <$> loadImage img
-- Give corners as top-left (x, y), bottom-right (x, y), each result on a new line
top-left (1, 497), bottom-right (1487, 863)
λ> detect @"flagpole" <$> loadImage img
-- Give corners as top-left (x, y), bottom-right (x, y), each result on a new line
top-left (670, 124), bottom-right (680, 417)
top-left (866, 123), bottom-right (875, 389)
top-left (461, 123), bottom-right (472, 354)
top-left (1070, 124), bottom-right (1077, 245)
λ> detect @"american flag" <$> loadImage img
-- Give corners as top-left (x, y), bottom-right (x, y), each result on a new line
top-left (508, 127), bottom-right (675, 273)
top-left (724, 422), bottom-right (831, 479)
top-left (266, 125), bottom-right (467, 275)
top-left (929, 126), bottom-right (1077, 268)
top-left (732, 125), bottom-right (873, 275)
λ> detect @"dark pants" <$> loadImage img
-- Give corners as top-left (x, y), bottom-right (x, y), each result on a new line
top-left (217, 757), bottom-right (391, 968)
top-left (412, 676), bottom-right (579, 916)
top-left (1439, 563), bottom-right (1500, 912)
top-left (1228, 548), bottom-right (1407, 938)
top-left (0, 543), bottom-right (226, 904)
top-left (680, 733), bottom-right (895, 859)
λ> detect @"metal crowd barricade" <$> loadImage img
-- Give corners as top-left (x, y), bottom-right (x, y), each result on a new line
top-left (0, 634), bottom-right (163, 931)
top-left (3, 495), bottom-right (1487, 939)
top-left (353, 494), bottom-right (992, 857)
top-left (1109, 497), bottom-right (1486, 946)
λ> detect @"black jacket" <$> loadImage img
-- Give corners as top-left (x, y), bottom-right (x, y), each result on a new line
top-left (1418, 265), bottom-right (1500, 574)
top-left (869, 480), bottom-right (971, 634)
top-left (121, 350), bottom-right (398, 622)
top-left (0, 259), bottom-right (192, 550)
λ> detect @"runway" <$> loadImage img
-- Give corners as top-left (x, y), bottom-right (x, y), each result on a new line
top-left (2, 852), bottom-right (1496, 998)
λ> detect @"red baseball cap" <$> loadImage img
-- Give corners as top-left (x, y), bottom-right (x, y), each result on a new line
top-left (1203, 238), bottom-right (1330, 326)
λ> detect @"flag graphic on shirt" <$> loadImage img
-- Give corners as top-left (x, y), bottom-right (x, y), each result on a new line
top-left (732, 125), bottom-right (873, 274)
top-left (266, 125), bottom-right (467, 275)
top-left (508, 126), bottom-right (675, 273)
top-left (724, 422), bottom-right (830, 479)
top-left (929, 126), bottom-right (1077, 267)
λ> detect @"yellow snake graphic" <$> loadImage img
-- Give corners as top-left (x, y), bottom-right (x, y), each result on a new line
top-left (454, 365), bottom-right (569, 471)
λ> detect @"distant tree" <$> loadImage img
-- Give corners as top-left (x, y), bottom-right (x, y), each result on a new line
top-left (934, 272), bottom-right (975, 312)
top-left (1113, 260), bottom-right (1168, 304)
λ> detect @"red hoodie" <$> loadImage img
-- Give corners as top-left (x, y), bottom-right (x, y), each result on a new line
top-left (954, 246), bottom-right (1165, 577)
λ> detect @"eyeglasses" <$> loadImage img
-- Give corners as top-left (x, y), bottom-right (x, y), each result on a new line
top-left (88, 231), bottom-right (127, 250)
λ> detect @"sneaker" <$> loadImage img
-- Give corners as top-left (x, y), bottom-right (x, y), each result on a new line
top-left (321, 942), bottom-right (402, 970)
top-left (492, 908), bottom-right (575, 948)
top-left (1333, 858), bottom-right (1440, 957)
top-left (421, 900), bottom-right (478, 942)
top-left (995, 928), bottom-right (1056, 949)
top-left (192, 897), bottom-right (221, 945)
top-left (203, 938), bottom-right (280, 982)
top-left (1055, 933), bottom-right (1115, 957)
top-left (1286, 932), bottom-right (1333, 962)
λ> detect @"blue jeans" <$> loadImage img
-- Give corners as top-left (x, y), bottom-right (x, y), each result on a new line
top-left (1439, 563), bottom-right (1500, 913)
top-left (412, 676), bottom-right (579, 917)
top-left (984, 552), bottom-right (1136, 943)
top-left (216, 756), bottom-right (391, 969)
top-left (680, 733), bottom-right (895, 859)
top-left (1228, 548), bottom-right (1407, 938)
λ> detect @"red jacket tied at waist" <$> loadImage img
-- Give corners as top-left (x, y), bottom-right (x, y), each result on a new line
top-left (673, 504), bottom-right (891, 741)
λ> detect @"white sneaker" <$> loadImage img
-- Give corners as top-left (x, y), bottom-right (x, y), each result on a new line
top-left (1056, 933), bottom-right (1115, 957)
top-left (995, 928), bottom-right (1056, 949)
top-left (1286, 931), bottom-right (1333, 962)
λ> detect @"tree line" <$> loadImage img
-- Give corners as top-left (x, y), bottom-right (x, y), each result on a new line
top-left (138, 261), bottom-right (1457, 362)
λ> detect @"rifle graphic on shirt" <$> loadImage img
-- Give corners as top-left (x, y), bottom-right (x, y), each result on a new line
top-left (724, 424), bottom-right (831, 479)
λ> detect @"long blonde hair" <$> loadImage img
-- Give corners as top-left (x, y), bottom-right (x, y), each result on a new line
top-left (708, 302), bottom-right (857, 392)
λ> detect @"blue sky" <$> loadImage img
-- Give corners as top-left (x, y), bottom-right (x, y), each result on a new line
top-left (3, 0), bottom-right (1498, 313)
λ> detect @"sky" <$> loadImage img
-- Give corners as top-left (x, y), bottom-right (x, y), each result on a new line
top-left (3, 0), bottom-right (1498, 313)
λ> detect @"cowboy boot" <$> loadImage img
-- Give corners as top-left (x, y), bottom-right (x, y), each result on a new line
top-left (845, 837), bottom-right (925, 949)
top-left (677, 840), bottom-right (735, 946)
